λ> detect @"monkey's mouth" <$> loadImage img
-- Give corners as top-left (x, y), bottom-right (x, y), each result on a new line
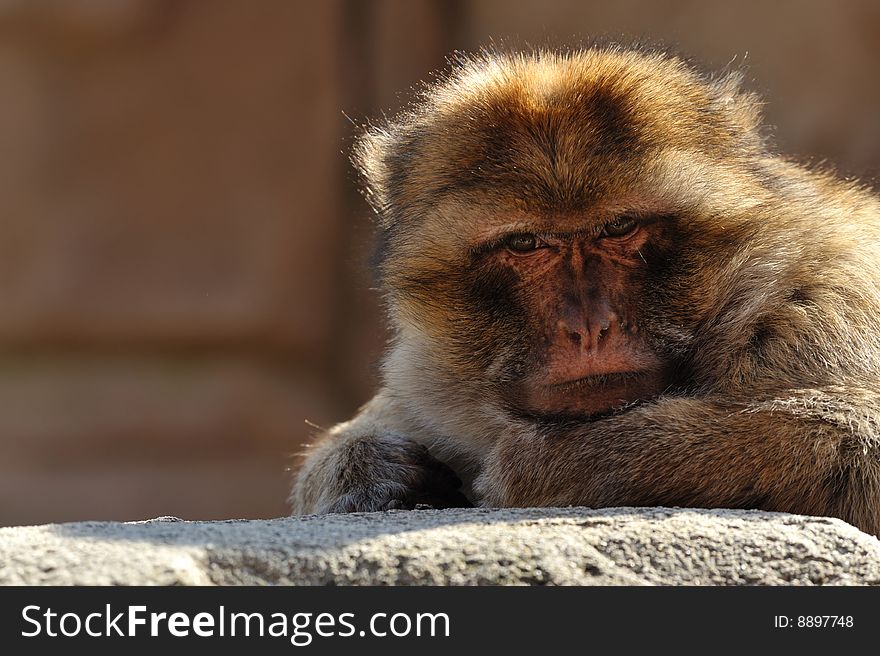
top-left (519, 369), bottom-right (667, 418)
top-left (546, 370), bottom-right (649, 392)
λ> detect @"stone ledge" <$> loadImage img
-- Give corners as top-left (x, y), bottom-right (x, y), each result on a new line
top-left (2, 507), bottom-right (879, 585)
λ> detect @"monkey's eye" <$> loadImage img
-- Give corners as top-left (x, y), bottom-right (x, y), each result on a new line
top-left (503, 233), bottom-right (540, 253)
top-left (601, 216), bottom-right (639, 238)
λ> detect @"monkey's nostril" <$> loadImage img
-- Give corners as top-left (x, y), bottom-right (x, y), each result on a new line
top-left (557, 319), bottom-right (585, 346)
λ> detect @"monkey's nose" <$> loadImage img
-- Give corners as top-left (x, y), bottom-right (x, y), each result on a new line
top-left (557, 312), bottom-right (616, 352)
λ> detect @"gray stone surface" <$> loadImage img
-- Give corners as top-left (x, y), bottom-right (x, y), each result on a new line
top-left (2, 507), bottom-right (879, 585)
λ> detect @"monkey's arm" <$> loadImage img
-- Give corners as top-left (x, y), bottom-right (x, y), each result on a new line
top-left (476, 390), bottom-right (880, 535)
top-left (290, 393), bottom-right (471, 514)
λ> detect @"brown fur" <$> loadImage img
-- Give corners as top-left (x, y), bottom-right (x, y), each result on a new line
top-left (290, 46), bottom-right (880, 536)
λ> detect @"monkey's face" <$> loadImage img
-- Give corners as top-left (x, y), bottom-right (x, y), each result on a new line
top-left (380, 195), bottom-right (689, 421)
top-left (467, 213), bottom-right (675, 418)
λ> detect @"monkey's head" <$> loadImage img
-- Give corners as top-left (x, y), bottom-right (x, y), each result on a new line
top-left (355, 47), bottom-right (787, 424)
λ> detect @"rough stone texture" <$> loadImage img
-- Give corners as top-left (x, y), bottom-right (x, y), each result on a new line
top-left (2, 507), bottom-right (879, 586)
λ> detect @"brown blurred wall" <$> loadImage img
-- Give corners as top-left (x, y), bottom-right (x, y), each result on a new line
top-left (0, 0), bottom-right (877, 525)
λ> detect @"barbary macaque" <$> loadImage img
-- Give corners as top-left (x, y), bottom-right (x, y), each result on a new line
top-left (291, 47), bottom-right (880, 536)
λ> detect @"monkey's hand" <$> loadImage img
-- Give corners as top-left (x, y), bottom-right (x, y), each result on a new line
top-left (291, 432), bottom-right (472, 514)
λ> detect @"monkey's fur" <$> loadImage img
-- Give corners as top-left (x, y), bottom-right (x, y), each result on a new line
top-left (291, 47), bottom-right (880, 536)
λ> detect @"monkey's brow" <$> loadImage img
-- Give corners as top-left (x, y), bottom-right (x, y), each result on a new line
top-left (477, 209), bottom-right (668, 241)
top-left (476, 226), bottom-right (604, 248)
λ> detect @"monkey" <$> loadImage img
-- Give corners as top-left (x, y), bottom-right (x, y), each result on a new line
top-left (290, 46), bottom-right (880, 537)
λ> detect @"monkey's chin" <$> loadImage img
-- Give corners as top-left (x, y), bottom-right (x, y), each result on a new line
top-left (517, 370), bottom-right (666, 420)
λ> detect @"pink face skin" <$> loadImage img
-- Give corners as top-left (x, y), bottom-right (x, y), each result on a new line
top-left (491, 216), bottom-right (670, 417)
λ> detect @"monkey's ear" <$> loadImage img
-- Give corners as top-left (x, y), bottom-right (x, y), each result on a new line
top-left (351, 124), bottom-right (397, 226)
top-left (709, 71), bottom-right (765, 142)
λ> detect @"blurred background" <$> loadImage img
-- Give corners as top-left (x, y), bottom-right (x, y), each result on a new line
top-left (0, 0), bottom-right (878, 526)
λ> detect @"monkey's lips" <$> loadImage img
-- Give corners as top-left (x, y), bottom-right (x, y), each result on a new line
top-left (520, 369), bottom-right (667, 418)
